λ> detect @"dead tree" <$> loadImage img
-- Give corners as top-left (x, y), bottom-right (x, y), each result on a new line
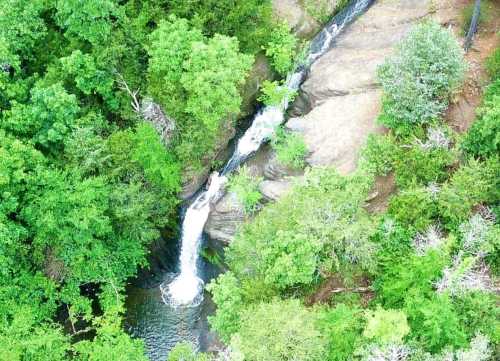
top-left (116, 73), bottom-right (175, 145)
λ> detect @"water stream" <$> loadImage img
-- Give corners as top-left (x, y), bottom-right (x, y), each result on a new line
top-left (126, 1), bottom-right (375, 359)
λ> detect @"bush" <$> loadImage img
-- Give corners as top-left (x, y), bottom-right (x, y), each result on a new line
top-left (272, 127), bottom-right (308, 169)
top-left (388, 187), bottom-right (438, 232)
top-left (228, 166), bottom-right (262, 214)
top-left (375, 250), bottom-right (448, 308)
top-left (227, 168), bottom-right (376, 291)
top-left (377, 21), bottom-right (466, 129)
top-left (437, 157), bottom-right (499, 230)
top-left (363, 307), bottom-right (410, 345)
top-left (168, 342), bottom-right (210, 361)
top-left (263, 21), bottom-right (297, 76)
top-left (405, 294), bottom-right (467, 352)
top-left (257, 80), bottom-right (297, 107)
top-left (317, 304), bottom-right (365, 361)
top-left (360, 134), bottom-right (398, 176)
top-left (462, 80), bottom-right (500, 158)
top-left (393, 144), bottom-right (456, 189)
top-left (230, 299), bottom-right (326, 361)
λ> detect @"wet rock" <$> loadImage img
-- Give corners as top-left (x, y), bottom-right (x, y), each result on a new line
top-left (205, 192), bottom-right (246, 244)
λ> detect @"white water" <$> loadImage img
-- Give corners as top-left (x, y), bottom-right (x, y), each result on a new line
top-left (163, 0), bottom-right (374, 307)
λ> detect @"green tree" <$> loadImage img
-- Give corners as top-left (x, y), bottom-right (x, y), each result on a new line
top-left (55, 0), bottom-right (119, 46)
top-left (181, 35), bottom-right (253, 132)
top-left (363, 307), bottom-right (410, 344)
top-left (263, 21), bottom-right (297, 75)
top-left (228, 166), bottom-right (262, 214)
top-left (2, 82), bottom-right (80, 152)
top-left (317, 304), bottom-right (365, 361)
top-left (0, 0), bottom-right (46, 59)
top-left (230, 299), bottom-right (326, 361)
top-left (206, 272), bottom-right (245, 343)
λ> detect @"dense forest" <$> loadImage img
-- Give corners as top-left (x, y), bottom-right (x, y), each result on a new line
top-left (0, 1), bottom-right (499, 361)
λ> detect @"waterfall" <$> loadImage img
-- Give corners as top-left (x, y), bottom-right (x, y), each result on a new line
top-left (162, 0), bottom-right (375, 307)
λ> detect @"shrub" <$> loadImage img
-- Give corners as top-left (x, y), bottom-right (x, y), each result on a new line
top-left (454, 291), bottom-right (500, 343)
top-left (257, 80), bottom-right (297, 107)
top-left (393, 144), bottom-right (456, 189)
top-left (228, 166), bottom-right (262, 214)
top-left (168, 342), bottom-right (210, 361)
top-left (371, 218), bottom-right (415, 272)
top-left (227, 168), bottom-right (376, 291)
top-left (375, 250), bottom-right (448, 308)
top-left (388, 187), bottom-right (438, 232)
top-left (272, 127), bottom-right (308, 169)
top-left (360, 134), bottom-right (398, 176)
top-left (230, 299), bottom-right (326, 361)
top-left (363, 307), bottom-right (410, 345)
top-left (405, 294), bottom-right (467, 352)
top-left (377, 21), bottom-right (466, 129)
top-left (437, 157), bottom-right (499, 230)
top-left (263, 21), bottom-right (297, 76)
top-left (462, 80), bottom-right (500, 158)
top-left (317, 304), bottom-right (365, 361)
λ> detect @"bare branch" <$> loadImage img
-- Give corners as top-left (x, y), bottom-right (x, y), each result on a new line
top-left (115, 72), bottom-right (141, 113)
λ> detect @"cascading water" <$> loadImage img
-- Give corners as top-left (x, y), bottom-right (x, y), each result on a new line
top-left (126, 1), bottom-right (375, 359)
top-left (163, 0), bottom-right (376, 307)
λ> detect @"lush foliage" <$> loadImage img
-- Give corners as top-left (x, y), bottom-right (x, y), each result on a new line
top-left (230, 299), bottom-right (326, 361)
top-left (147, 16), bottom-right (253, 169)
top-left (0, 0), bottom-right (282, 358)
top-left (462, 80), bottom-right (500, 158)
top-left (257, 80), bottom-right (297, 106)
top-left (206, 24), bottom-right (499, 361)
top-left (272, 127), bottom-right (308, 169)
top-left (263, 22), bottom-right (298, 76)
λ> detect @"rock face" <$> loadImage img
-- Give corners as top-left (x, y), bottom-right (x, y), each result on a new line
top-left (290, 0), bottom-right (456, 174)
